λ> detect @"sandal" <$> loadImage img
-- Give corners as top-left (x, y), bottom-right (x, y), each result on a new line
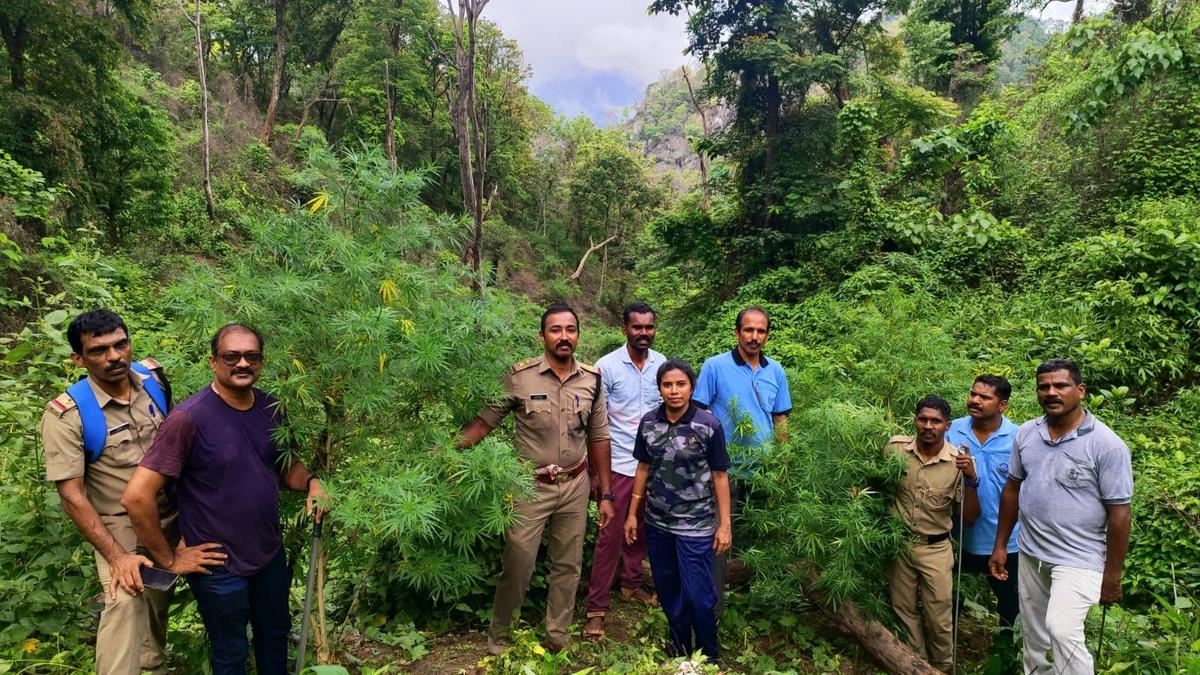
top-left (620, 587), bottom-right (659, 607)
top-left (584, 614), bottom-right (605, 640)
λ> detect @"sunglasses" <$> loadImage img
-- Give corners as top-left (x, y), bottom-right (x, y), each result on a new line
top-left (217, 351), bottom-right (263, 366)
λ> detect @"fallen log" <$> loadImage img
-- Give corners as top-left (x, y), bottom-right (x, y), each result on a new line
top-left (799, 565), bottom-right (942, 674)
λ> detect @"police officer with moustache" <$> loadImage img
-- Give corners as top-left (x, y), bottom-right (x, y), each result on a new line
top-left (886, 395), bottom-right (980, 672)
top-left (39, 309), bottom-right (223, 675)
top-left (456, 303), bottom-right (615, 655)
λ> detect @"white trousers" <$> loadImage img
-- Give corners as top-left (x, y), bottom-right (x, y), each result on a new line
top-left (1018, 553), bottom-right (1102, 674)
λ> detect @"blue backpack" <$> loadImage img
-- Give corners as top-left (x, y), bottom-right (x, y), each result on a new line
top-left (66, 360), bottom-right (171, 463)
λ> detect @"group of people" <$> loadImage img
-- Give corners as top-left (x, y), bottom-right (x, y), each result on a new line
top-left (40, 301), bottom-right (1130, 675)
top-left (42, 311), bottom-right (324, 675)
top-left (455, 302), bottom-right (791, 666)
top-left (887, 365), bottom-right (1132, 674)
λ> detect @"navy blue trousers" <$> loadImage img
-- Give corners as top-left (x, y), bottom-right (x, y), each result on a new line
top-left (188, 547), bottom-right (290, 675)
top-left (645, 523), bottom-right (720, 661)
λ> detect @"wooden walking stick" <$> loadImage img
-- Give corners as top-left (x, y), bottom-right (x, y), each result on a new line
top-left (294, 516), bottom-right (323, 675)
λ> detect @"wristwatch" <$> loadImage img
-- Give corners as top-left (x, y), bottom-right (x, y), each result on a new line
top-left (964, 477), bottom-right (981, 489)
top-left (600, 493), bottom-right (615, 502)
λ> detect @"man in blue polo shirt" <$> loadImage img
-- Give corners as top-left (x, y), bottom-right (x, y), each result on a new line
top-left (946, 374), bottom-right (1020, 665)
top-left (693, 306), bottom-right (792, 614)
top-left (693, 306), bottom-right (792, 450)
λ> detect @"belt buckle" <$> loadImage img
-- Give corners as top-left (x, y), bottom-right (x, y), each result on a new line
top-left (554, 470), bottom-right (571, 484)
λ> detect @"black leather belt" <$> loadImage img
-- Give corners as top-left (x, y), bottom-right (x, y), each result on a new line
top-left (925, 531), bottom-right (951, 544)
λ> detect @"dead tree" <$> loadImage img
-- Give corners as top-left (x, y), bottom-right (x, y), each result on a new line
top-left (569, 233), bottom-right (618, 280)
top-left (179, 0), bottom-right (216, 223)
top-left (445, 0), bottom-right (490, 278)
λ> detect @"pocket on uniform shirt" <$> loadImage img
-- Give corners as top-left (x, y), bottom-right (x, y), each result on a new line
top-left (523, 399), bottom-right (554, 429)
top-left (1054, 452), bottom-right (1095, 489)
top-left (572, 396), bottom-right (593, 434)
top-left (103, 428), bottom-right (141, 467)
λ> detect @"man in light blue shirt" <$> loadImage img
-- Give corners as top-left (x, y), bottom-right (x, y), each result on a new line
top-left (693, 307), bottom-right (792, 451)
top-left (946, 374), bottom-right (1020, 660)
top-left (584, 302), bottom-right (666, 638)
top-left (692, 306), bottom-right (791, 615)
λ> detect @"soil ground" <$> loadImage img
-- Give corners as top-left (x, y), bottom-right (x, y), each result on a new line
top-left (339, 589), bottom-right (1007, 674)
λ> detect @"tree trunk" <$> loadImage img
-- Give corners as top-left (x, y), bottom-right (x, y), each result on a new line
top-left (681, 66), bottom-right (710, 210)
top-left (182, 0), bottom-right (217, 224)
top-left (446, 0), bottom-right (490, 278)
top-left (384, 1), bottom-right (403, 171)
top-left (384, 61), bottom-right (397, 171)
top-left (0, 14), bottom-right (27, 90)
top-left (1072, 0), bottom-right (1085, 23)
top-left (763, 71), bottom-right (780, 221)
top-left (800, 566), bottom-right (942, 674)
top-left (260, 0), bottom-right (287, 143)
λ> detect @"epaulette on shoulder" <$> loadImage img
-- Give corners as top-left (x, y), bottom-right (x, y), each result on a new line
top-left (888, 434), bottom-right (914, 445)
top-left (47, 392), bottom-right (77, 416)
top-left (579, 362), bottom-right (600, 375)
top-left (138, 357), bottom-right (163, 370)
top-left (511, 357), bottom-right (540, 373)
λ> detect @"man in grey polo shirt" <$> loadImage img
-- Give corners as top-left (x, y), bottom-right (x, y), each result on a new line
top-left (584, 302), bottom-right (666, 638)
top-left (989, 359), bottom-right (1132, 675)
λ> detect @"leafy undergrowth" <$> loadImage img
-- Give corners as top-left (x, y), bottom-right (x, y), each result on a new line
top-left (338, 590), bottom-right (891, 674)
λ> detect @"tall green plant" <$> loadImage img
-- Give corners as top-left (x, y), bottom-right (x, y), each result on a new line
top-left (163, 147), bottom-right (537, 627)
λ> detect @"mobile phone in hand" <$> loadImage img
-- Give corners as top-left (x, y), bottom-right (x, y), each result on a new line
top-left (140, 566), bottom-right (179, 591)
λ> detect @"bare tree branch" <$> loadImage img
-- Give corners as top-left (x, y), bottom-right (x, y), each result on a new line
top-left (569, 233), bottom-right (619, 280)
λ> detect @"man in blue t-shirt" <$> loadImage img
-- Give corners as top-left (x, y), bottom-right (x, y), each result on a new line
top-left (946, 374), bottom-right (1020, 659)
top-left (692, 306), bottom-right (792, 614)
top-left (693, 306), bottom-right (792, 451)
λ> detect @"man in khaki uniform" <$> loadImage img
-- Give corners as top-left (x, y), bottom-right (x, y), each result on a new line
top-left (457, 303), bottom-right (616, 655)
top-left (40, 309), bottom-right (177, 675)
top-left (886, 395), bottom-right (980, 672)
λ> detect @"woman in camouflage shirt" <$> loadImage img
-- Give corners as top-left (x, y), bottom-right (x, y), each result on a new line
top-left (624, 358), bottom-right (731, 663)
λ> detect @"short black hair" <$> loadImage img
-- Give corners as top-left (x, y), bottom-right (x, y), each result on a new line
top-left (210, 323), bottom-right (265, 356)
top-left (68, 309), bottom-right (128, 354)
top-left (735, 306), bottom-right (771, 331)
top-left (974, 374), bottom-right (1012, 401)
top-left (540, 303), bottom-right (579, 332)
top-left (1036, 358), bottom-right (1082, 385)
top-left (622, 302), bottom-right (656, 325)
top-left (915, 394), bottom-right (951, 421)
top-left (656, 358), bottom-right (696, 388)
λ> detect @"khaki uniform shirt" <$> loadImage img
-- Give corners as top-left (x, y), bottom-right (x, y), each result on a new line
top-left (41, 367), bottom-right (175, 523)
top-left (886, 435), bottom-right (962, 537)
top-left (478, 355), bottom-right (611, 468)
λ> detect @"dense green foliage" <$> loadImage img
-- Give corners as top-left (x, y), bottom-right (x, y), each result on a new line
top-left (3, 0), bottom-right (1200, 671)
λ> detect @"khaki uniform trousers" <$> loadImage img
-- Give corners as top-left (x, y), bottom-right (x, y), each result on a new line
top-left (889, 538), bottom-right (954, 671)
top-left (94, 515), bottom-right (172, 675)
top-left (489, 471), bottom-right (589, 645)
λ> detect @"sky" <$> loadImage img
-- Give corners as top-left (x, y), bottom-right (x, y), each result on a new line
top-left (485, 0), bottom-right (1108, 126)
top-left (486, 1), bottom-right (689, 125)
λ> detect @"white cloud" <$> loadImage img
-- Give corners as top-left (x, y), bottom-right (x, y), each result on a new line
top-left (575, 22), bottom-right (689, 82)
top-left (485, 1), bottom-right (688, 89)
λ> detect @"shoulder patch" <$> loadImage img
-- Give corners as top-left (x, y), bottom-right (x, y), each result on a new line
top-left (138, 357), bottom-right (163, 370)
top-left (48, 392), bottom-right (77, 415)
top-left (579, 362), bottom-right (600, 375)
top-left (511, 357), bottom-right (540, 373)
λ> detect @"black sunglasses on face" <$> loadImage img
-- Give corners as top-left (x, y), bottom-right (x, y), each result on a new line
top-left (217, 351), bottom-right (263, 366)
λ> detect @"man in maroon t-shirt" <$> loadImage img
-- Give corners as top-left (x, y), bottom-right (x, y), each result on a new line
top-left (122, 324), bottom-right (326, 675)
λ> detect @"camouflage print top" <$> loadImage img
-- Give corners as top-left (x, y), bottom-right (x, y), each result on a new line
top-left (633, 404), bottom-right (731, 537)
